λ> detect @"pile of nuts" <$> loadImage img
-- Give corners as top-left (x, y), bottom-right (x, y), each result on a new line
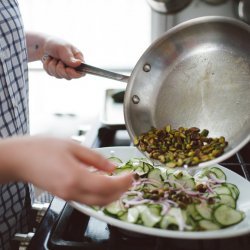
top-left (133, 125), bottom-right (228, 168)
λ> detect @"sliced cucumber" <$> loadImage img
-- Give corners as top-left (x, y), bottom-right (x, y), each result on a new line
top-left (213, 186), bottom-right (231, 195)
top-left (103, 155), bottom-right (245, 232)
top-left (120, 207), bottom-right (140, 223)
top-left (199, 220), bottom-right (220, 231)
top-left (209, 167), bottom-right (226, 181)
top-left (143, 162), bottom-right (154, 174)
top-left (186, 204), bottom-right (203, 221)
top-left (137, 205), bottom-right (162, 227)
top-left (108, 156), bottom-right (123, 165)
top-left (223, 183), bottom-right (240, 200)
top-left (213, 204), bottom-right (244, 226)
top-left (160, 215), bottom-right (178, 229)
top-left (218, 194), bottom-right (236, 209)
top-left (167, 173), bottom-right (177, 187)
top-left (104, 200), bottom-right (124, 216)
top-left (168, 174), bottom-right (195, 189)
top-left (148, 168), bottom-right (163, 183)
top-left (134, 166), bottom-right (146, 176)
top-left (114, 166), bottom-right (133, 176)
top-left (195, 203), bottom-right (212, 220)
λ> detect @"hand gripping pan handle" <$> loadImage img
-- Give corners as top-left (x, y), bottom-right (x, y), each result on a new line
top-left (75, 63), bottom-right (130, 83)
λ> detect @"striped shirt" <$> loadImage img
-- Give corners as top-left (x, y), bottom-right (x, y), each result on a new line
top-left (0, 0), bottom-right (32, 249)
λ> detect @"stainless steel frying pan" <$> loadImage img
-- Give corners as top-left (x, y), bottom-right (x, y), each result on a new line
top-left (76, 16), bottom-right (250, 168)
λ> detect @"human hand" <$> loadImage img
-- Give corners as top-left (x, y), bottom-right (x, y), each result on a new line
top-left (42, 37), bottom-right (84, 80)
top-left (0, 136), bottom-right (133, 206)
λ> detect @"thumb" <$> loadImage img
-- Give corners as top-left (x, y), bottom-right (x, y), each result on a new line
top-left (61, 46), bottom-right (84, 68)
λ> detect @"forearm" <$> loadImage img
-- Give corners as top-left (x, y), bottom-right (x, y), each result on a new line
top-left (26, 31), bottom-right (48, 62)
top-left (0, 138), bottom-right (21, 183)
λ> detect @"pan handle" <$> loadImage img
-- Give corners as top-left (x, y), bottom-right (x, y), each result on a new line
top-left (75, 63), bottom-right (130, 83)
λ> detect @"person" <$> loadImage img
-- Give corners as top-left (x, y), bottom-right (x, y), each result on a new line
top-left (0, 1), bottom-right (133, 249)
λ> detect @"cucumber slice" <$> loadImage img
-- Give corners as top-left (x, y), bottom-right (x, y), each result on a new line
top-left (195, 203), bottom-right (212, 220)
top-left (143, 162), bottom-right (154, 174)
top-left (104, 200), bottom-right (125, 216)
top-left (213, 204), bottom-right (244, 226)
top-left (167, 173), bottom-right (177, 187)
top-left (108, 156), bottom-right (123, 165)
top-left (134, 166), bottom-right (146, 176)
top-left (186, 204), bottom-right (203, 221)
top-left (218, 194), bottom-right (236, 209)
top-left (137, 205), bottom-right (162, 227)
top-left (199, 220), bottom-right (220, 231)
top-left (160, 215), bottom-right (178, 229)
top-left (223, 183), bottom-right (240, 200)
top-left (168, 174), bottom-right (195, 189)
top-left (114, 167), bottom-right (133, 176)
top-left (119, 207), bottom-right (139, 223)
top-left (147, 168), bottom-right (163, 183)
top-left (213, 186), bottom-right (231, 195)
top-left (209, 167), bottom-right (226, 181)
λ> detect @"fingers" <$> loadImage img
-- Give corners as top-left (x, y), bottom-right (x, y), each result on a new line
top-left (42, 55), bottom-right (83, 80)
top-left (71, 171), bottom-right (134, 206)
top-left (71, 143), bottom-right (117, 173)
top-left (59, 45), bottom-right (84, 67)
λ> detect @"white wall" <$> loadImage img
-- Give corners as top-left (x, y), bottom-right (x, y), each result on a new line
top-left (18, 0), bottom-right (151, 137)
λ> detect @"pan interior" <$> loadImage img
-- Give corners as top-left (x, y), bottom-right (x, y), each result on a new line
top-left (124, 17), bottom-right (250, 154)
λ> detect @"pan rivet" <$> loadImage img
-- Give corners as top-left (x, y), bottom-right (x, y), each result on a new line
top-left (132, 95), bottom-right (140, 104)
top-left (143, 63), bottom-right (151, 72)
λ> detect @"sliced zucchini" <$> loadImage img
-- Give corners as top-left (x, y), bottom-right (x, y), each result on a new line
top-left (213, 204), bottom-right (244, 226)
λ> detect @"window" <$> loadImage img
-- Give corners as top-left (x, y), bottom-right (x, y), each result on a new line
top-left (18, 0), bottom-right (151, 136)
top-left (19, 0), bottom-right (151, 70)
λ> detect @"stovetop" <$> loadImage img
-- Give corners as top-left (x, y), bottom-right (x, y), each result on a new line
top-left (27, 120), bottom-right (250, 250)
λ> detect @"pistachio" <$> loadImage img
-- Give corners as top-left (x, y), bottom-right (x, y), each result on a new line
top-left (135, 124), bottom-right (228, 168)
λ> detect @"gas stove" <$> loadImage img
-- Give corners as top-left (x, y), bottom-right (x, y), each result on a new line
top-left (24, 119), bottom-right (250, 250)
top-left (22, 1), bottom-right (250, 248)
